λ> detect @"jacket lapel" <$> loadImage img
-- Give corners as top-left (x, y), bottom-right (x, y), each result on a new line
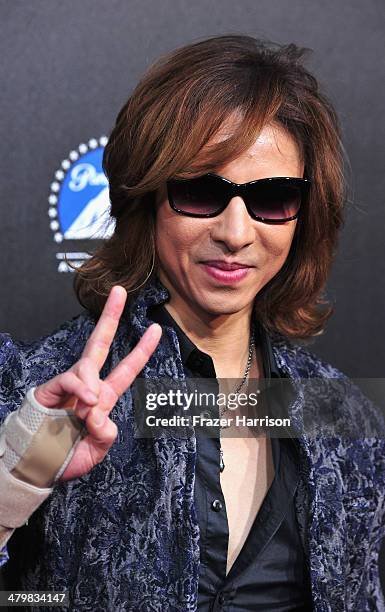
top-left (124, 276), bottom-right (345, 608)
top-left (270, 336), bottom-right (346, 606)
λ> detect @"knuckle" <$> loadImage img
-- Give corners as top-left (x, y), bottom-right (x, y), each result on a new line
top-left (106, 428), bottom-right (118, 445)
top-left (77, 357), bottom-right (92, 370)
top-left (77, 357), bottom-right (97, 377)
top-left (134, 344), bottom-right (150, 363)
top-left (104, 381), bottom-right (119, 402)
top-left (103, 302), bottom-right (122, 320)
top-left (61, 370), bottom-right (76, 385)
top-left (106, 427), bottom-right (118, 446)
top-left (92, 337), bottom-right (110, 351)
top-left (119, 360), bottom-right (136, 380)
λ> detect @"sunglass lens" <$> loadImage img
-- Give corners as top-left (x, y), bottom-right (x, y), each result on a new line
top-left (168, 176), bottom-right (222, 215)
top-left (247, 183), bottom-right (302, 220)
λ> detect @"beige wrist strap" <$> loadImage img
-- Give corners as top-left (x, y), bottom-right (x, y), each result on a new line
top-left (0, 387), bottom-right (86, 549)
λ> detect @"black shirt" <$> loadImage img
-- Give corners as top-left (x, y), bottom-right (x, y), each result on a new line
top-left (148, 303), bottom-right (313, 611)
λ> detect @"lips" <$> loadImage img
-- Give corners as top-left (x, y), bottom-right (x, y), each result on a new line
top-left (200, 261), bottom-right (252, 285)
top-left (202, 260), bottom-right (252, 270)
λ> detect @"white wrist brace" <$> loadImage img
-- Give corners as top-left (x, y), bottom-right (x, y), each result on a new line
top-left (0, 387), bottom-right (86, 548)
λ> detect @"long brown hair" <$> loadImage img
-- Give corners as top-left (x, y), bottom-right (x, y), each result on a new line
top-left (74, 34), bottom-right (348, 339)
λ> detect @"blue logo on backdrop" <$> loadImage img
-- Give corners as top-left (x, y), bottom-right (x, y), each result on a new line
top-left (48, 137), bottom-right (115, 272)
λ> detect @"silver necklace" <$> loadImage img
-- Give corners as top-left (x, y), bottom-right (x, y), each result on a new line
top-left (219, 322), bottom-right (255, 472)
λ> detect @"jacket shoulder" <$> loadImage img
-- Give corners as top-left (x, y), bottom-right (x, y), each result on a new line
top-left (270, 331), bottom-right (385, 437)
top-left (269, 330), bottom-right (344, 378)
top-left (20, 311), bottom-right (97, 368)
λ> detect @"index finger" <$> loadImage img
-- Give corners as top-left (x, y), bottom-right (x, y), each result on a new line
top-left (81, 285), bottom-right (127, 371)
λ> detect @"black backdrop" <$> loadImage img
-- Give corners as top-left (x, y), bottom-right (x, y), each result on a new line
top-left (1, 0), bottom-right (384, 597)
top-left (1, 0), bottom-right (384, 377)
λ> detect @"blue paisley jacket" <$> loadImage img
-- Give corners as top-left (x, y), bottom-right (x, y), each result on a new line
top-left (0, 276), bottom-right (385, 612)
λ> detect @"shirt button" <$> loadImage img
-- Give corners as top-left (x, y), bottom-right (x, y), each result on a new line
top-left (211, 499), bottom-right (223, 512)
top-left (200, 410), bottom-right (211, 419)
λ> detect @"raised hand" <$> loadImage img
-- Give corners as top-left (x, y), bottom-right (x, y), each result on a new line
top-left (34, 285), bottom-right (162, 481)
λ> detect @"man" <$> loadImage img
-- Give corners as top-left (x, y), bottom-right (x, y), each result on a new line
top-left (0, 34), bottom-right (385, 611)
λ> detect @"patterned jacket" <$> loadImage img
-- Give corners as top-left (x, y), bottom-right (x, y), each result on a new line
top-left (0, 276), bottom-right (385, 611)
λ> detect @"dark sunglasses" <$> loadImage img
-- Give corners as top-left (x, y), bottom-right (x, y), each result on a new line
top-left (166, 173), bottom-right (311, 223)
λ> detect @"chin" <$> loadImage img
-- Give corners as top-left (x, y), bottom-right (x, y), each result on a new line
top-left (195, 294), bottom-right (250, 316)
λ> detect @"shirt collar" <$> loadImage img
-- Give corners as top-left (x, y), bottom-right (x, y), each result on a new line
top-left (147, 302), bottom-right (281, 379)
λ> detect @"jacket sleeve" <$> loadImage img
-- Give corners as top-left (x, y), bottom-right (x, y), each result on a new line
top-left (296, 344), bottom-right (385, 609)
top-left (0, 330), bottom-right (86, 563)
top-left (0, 333), bottom-right (27, 565)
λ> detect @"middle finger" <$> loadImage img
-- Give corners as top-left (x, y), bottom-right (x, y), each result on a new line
top-left (104, 323), bottom-right (162, 398)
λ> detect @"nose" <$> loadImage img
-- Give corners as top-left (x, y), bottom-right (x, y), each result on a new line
top-left (209, 196), bottom-right (255, 251)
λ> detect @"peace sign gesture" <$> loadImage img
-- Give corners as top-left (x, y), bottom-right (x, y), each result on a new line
top-left (34, 285), bottom-right (162, 481)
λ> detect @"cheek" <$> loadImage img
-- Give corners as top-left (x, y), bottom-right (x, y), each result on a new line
top-left (258, 223), bottom-right (297, 261)
top-left (155, 211), bottom-right (201, 264)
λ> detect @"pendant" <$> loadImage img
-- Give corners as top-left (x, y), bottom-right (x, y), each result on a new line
top-left (220, 447), bottom-right (225, 472)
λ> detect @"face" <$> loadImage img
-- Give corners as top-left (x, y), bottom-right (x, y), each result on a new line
top-left (154, 121), bottom-right (304, 323)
